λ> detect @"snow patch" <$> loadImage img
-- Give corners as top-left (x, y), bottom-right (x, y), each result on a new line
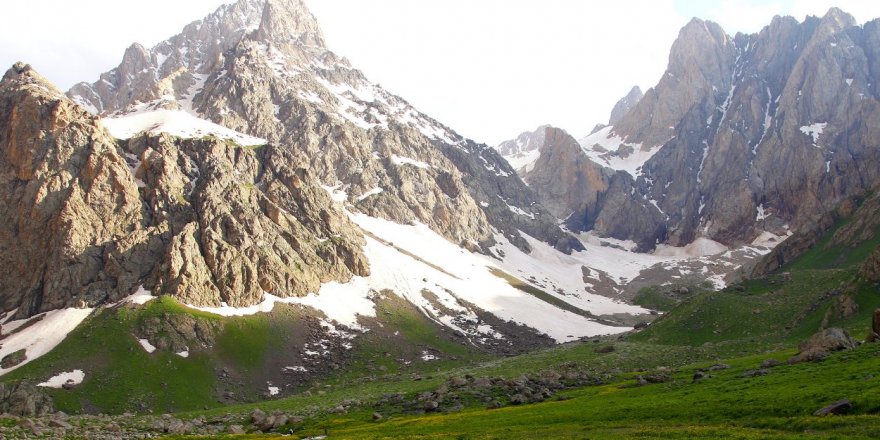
top-left (799, 122), bottom-right (827, 146)
top-left (38, 370), bottom-right (85, 388)
top-left (390, 155), bottom-right (431, 169)
top-left (102, 109), bottom-right (266, 147)
top-left (577, 126), bottom-right (662, 178)
top-left (126, 285), bottom-right (157, 305)
top-left (0, 308), bottom-right (94, 376)
top-left (138, 338), bottom-right (156, 353)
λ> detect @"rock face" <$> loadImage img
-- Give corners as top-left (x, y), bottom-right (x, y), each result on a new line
top-left (0, 63), bottom-right (369, 316)
top-left (521, 127), bottom-right (611, 219)
top-left (0, 63), bottom-right (144, 317)
top-left (0, 381), bottom-right (54, 417)
top-left (521, 9), bottom-right (880, 250)
top-left (754, 190), bottom-right (880, 276)
top-left (68, 0), bottom-right (576, 256)
top-left (608, 86), bottom-right (643, 126)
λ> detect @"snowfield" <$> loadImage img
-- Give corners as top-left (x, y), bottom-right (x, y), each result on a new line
top-left (101, 109), bottom-right (267, 146)
top-left (0, 308), bottom-right (94, 376)
top-left (576, 126), bottom-right (665, 178)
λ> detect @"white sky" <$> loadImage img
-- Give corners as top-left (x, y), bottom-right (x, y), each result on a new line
top-left (2, 1), bottom-right (879, 145)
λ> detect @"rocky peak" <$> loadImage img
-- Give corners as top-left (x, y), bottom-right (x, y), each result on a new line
top-left (2, 62), bottom-right (63, 98)
top-left (608, 86), bottom-right (643, 125)
top-left (818, 7), bottom-right (857, 34)
top-left (611, 17), bottom-right (735, 149)
top-left (495, 125), bottom-right (549, 156)
top-left (254, 0), bottom-right (325, 48)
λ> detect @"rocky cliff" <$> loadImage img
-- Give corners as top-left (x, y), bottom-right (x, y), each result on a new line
top-left (1, 62), bottom-right (369, 318)
top-left (519, 9), bottom-right (880, 251)
top-left (608, 86), bottom-right (643, 126)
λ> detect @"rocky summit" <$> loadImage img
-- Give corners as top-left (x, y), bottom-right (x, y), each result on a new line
top-left (3, 2), bottom-right (880, 439)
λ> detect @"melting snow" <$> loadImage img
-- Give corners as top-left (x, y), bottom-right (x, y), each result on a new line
top-left (126, 285), bottom-right (157, 305)
top-left (577, 126), bottom-right (662, 178)
top-left (390, 155), bottom-right (431, 169)
top-left (138, 338), bottom-right (157, 353)
top-left (268, 385), bottom-right (280, 396)
top-left (357, 187), bottom-right (384, 201)
top-left (799, 123), bottom-right (827, 146)
top-left (756, 204), bottom-right (769, 221)
top-left (176, 350), bottom-right (190, 358)
top-left (102, 109), bottom-right (267, 146)
top-left (38, 370), bottom-right (85, 388)
top-left (0, 308), bottom-right (94, 376)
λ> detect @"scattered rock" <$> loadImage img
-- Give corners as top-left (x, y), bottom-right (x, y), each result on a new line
top-left (48, 418), bottom-right (72, 429)
top-left (227, 425), bottom-right (245, 434)
top-left (372, 412), bottom-right (382, 421)
top-left (813, 399), bottom-right (852, 416)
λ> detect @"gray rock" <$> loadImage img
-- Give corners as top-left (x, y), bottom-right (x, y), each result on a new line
top-left (789, 328), bottom-right (857, 364)
top-left (813, 399), bottom-right (852, 416)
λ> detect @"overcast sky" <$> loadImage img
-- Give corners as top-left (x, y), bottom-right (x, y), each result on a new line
top-left (2, 1), bottom-right (879, 145)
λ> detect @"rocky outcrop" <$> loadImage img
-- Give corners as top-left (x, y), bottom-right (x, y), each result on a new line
top-left (0, 63), bottom-right (144, 317)
top-left (608, 86), bottom-right (643, 126)
top-left (0, 63), bottom-right (369, 317)
top-left (788, 327), bottom-right (856, 363)
top-left (521, 127), bottom-right (611, 219)
top-left (0, 381), bottom-right (54, 417)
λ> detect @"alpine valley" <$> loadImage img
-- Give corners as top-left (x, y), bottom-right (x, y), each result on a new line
top-left (1, 1), bottom-right (880, 438)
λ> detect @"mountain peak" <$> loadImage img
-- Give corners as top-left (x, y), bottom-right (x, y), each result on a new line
top-left (608, 86), bottom-right (643, 125)
top-left (2, 62), bottom-right (63, 98)
top-left (254, 0), bottom-right (325, 47)
top-left (821, 7), bottom-right (857, 27)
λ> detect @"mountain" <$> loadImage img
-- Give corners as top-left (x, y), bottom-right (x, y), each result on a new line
top-left (493, 124), bottom-right (549, 173)
top-left (0, 0), bottom-right (685, 384)
top-left (518, 9), bottom-right (880, 252)
top-left (608, 86), bottom-right (643, 126)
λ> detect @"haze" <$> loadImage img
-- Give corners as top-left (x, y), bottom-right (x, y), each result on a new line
top-left (1, 0), bottom-right (879, 144)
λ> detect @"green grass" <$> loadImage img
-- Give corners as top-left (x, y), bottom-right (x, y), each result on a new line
top-left (243, 343), bottom-right (880, 439)
top-left (632, 286), bottom-right (681, 311)
top-left (2, 298), bottom-right (219, 414)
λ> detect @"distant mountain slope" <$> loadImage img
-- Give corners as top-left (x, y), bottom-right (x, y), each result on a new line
top-left (512, 9), bottom-right (880, 252)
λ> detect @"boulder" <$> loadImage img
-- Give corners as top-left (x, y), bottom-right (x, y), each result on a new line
top-left (813, 399), bottom-right (852, 416)
top-left (789, 328), bottom-right (857, 364)
top-left (1, 349), bottom-right (27, 369)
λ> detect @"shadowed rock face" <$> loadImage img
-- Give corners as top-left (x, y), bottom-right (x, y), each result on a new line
top-left (1, 63), bottom-right (369, 318)
top-left (521, 9), bottom-right (880, 250)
